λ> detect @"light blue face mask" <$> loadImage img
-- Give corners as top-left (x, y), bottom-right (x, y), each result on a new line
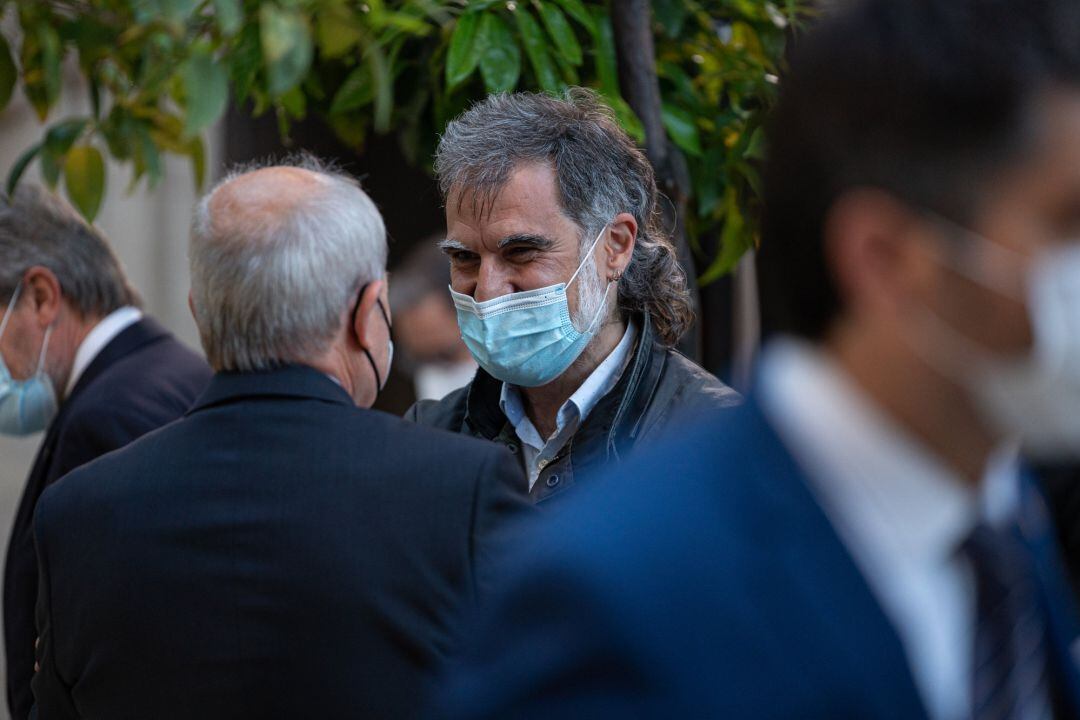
top-left (450, 225), bottom-right (610, 387)
top-left (0, 284), bottom-right (58, 436)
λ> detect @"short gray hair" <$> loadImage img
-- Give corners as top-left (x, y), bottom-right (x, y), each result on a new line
top-left (435, 89), bottom-right (693, 346)
top-left (0, 184), bottom-right (140, 314)
top-left (189, 155), bottom-right (387, 372)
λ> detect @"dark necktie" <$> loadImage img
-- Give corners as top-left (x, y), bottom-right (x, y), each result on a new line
top-left (964, 523), bottom-right (1053, 720)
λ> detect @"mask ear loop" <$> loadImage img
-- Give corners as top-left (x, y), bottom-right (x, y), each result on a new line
top-left (568, 224), bottom-right (619, 336)
top-left (34, 325), bottom-right (52, 377)
top-left (0, 283), bottom-right (23, 343)
top-left (566, 224), bottom-right (609, 290)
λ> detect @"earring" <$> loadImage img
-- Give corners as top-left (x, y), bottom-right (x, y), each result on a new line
top-left (609, 270), bottom-right (622, 283)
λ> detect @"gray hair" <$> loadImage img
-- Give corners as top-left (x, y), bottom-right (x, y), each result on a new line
top-left (435, 88), bottom-right (693, 346)
top-left (189, 155), bottom-right (387, 372)
top-left (0, 184), bottom-right (140, 314)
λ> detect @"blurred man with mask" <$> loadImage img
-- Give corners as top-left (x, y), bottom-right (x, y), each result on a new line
top-left (407, 90), bottom-right (739, 503)
top-left (433, 1), bottom-right (1080, 717)
top-left (30, 158), bottom-right (528, 719)
top-left (0, 184), bottom-right (210, 720)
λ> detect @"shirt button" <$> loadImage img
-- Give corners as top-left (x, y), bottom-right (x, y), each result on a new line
top-left (506, 442), bottom-right (518, 453)
top-left (546, 474), bottom-right (560, 487)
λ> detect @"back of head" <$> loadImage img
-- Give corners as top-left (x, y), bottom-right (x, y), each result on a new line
top-left (759, 0), bottom-right (1080, 340)
top-left (435, 89), bottom-right (693, 346)
top-left (189, 156), bottom-right (387, 372)
top-left (0, 184), bottom-right (140, 315)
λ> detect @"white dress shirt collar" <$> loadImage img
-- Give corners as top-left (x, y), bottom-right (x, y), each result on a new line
top-left (758, 338), bottom-right (995, 720)
top-left (500, 319), bottom-right (638, 489)
top-left (66, 306), bottom-right (143, 396)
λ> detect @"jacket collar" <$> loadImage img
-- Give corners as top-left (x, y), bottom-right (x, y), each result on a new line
top-left (67, 316), bottom-right (171, 403)
top-left (463, 313), bottom-right (667, 464)
top-left (188, 364), bottom-right (355, 414)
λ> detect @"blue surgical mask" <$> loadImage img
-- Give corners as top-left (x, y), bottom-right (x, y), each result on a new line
top-left (0, 284), bottom-right (58, 436)
top-left (451, 225), bottom-right (611, 387)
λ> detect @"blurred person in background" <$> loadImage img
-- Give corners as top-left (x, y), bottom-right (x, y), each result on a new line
top-left (407, 90), bottom-right (739, 503)
top-left (432, 1), bottom-right (1080, 717)
top-left (390, 240), bottom-right (477, 402)
top-left (0, 184), bottom-right (210, 720)
top-left (30, 158), bottom-right (528, 719)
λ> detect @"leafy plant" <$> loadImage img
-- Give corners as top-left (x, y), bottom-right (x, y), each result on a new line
top-left (0, 0), bottom-right (809, 279)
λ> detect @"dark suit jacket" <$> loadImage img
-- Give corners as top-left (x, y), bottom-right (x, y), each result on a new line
top-left (4, 317), bottom-right (209, 720)
top-left (32, 365), bottom-right (530, 719)
top-left (432, 399), bottom-right (1080, 719)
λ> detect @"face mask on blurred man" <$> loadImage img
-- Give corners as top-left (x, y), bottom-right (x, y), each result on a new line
top-left (0, 284), bottom-right (58, 436)
top-left (920, 219), bottom-right (1080, 460)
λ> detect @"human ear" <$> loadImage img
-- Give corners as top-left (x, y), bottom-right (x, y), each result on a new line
top-left (352, 279), bottom-right (386, 351)
top-left (22, 266), bottom-right (62, 328)
top-left (605, 212), bottom-right (637, 281)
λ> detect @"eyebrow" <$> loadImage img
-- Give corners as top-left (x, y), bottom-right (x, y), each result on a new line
top-left (437, 234), bottom-right (556, 254)
top-left (437, 238), bottom-right (470, 254)
top-left (497, 233), bottom-right (555, 250)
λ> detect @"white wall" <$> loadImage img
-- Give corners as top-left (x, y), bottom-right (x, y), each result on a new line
top-left (0, 81), bottom-right (222, 717)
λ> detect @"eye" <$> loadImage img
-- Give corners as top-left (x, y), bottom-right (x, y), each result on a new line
top-left (446, 249), bottom-right (480, 267)
top-left (504, 245), bottom-right (539, 263)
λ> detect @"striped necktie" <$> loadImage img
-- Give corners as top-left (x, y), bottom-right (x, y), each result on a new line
top-left (964, 523), bottom-right (1054, 720)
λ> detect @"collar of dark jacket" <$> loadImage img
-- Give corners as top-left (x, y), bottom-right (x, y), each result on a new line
top-left (188, 363), bottom-right (355, 414)
top-left (463, 314), bottom-right (667, 463)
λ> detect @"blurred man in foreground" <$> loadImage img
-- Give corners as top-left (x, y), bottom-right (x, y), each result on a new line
top-left (31, 159), bottom-right (528, 719)
top-left (433, 1), bottom-right (1080, 717)
top-left (408, 90), bottom-right (739, 502)
top-left (0, 185), bottom-right (210, 720)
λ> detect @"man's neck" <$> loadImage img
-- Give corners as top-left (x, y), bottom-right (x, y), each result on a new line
top-left (829, 329), bottom-right (998, 485)
top-left (521, 316), bottom-right (626, 439)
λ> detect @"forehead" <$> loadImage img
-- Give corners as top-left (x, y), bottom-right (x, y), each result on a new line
top-left (445, 162), bottom-right (577, 244)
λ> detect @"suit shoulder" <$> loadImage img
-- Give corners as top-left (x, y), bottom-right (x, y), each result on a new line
top-left (405, 385), bottom-right (469, 430)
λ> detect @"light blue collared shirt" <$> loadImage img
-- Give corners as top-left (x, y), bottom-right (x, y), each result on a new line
top-left (500, 320), bottom-right (637, 490)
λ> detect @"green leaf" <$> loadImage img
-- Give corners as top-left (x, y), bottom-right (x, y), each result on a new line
top-left (40, 150), bottom-right (61, 189)
top-left (699, 187), bottom-right (752, 283)
top-left (552, 0), bottom-right (596, 34)
top-left (369, 44), bottom-right (393, 134)
top-left (6, 143), bottom-right (41, 196)
top-left (515, 9), bottom-right (562, 94)
top-left (477, 14), bottom-right (520, 94)
top-left (64, 146), bottom-right (106, 221)
top-left (330, 64), bottom-right (374, 115)
top-left (0, 34), bottom-right (15, 113)
top-left (230, 24), bottom-right (262, 104)
top-left (661, 102), bottom-right (703, 156)
top-left (188, 135), bottom-right (206, 192)
top-left (260, 5), bottom-right (314, 97)
top-left (23, 25), bottom-right (62, 120)
top-left (653, 0), bottom-right (688, 37)
top-left (590, 8), bottom-right (618, 97)
top-left (537, 3), bottom-right (582, 66)
top-left (213, 0), bottom-right (242, 36)
top-left (133, 124), bottom-right (162, 189)
top-left (445, 12), bottom-right (482, 89)
top-left (181, 50), bottom-right (229, 139)
top-left (44, 118), bottom-right (90, 158)
top-left (317, 1), bottom-right (363, 59)
top-left (744, 126), bottom-right (766, 160)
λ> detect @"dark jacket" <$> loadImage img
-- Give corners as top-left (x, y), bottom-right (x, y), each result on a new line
top-left (433, 400), bottom-right (1080, 719)
top-left (3, 317), bottom-right (210, 720)
top-left (406, 315), bottom-right (740, 503)
top-left (31, 365), bottom-right (530, 720)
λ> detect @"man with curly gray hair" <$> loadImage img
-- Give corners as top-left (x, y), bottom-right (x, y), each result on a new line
top-left (407, 89), bottom-right (738, 503)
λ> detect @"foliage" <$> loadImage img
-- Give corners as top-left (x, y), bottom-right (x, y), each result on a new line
top-left (0, 0), bottom-right (809, 278)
